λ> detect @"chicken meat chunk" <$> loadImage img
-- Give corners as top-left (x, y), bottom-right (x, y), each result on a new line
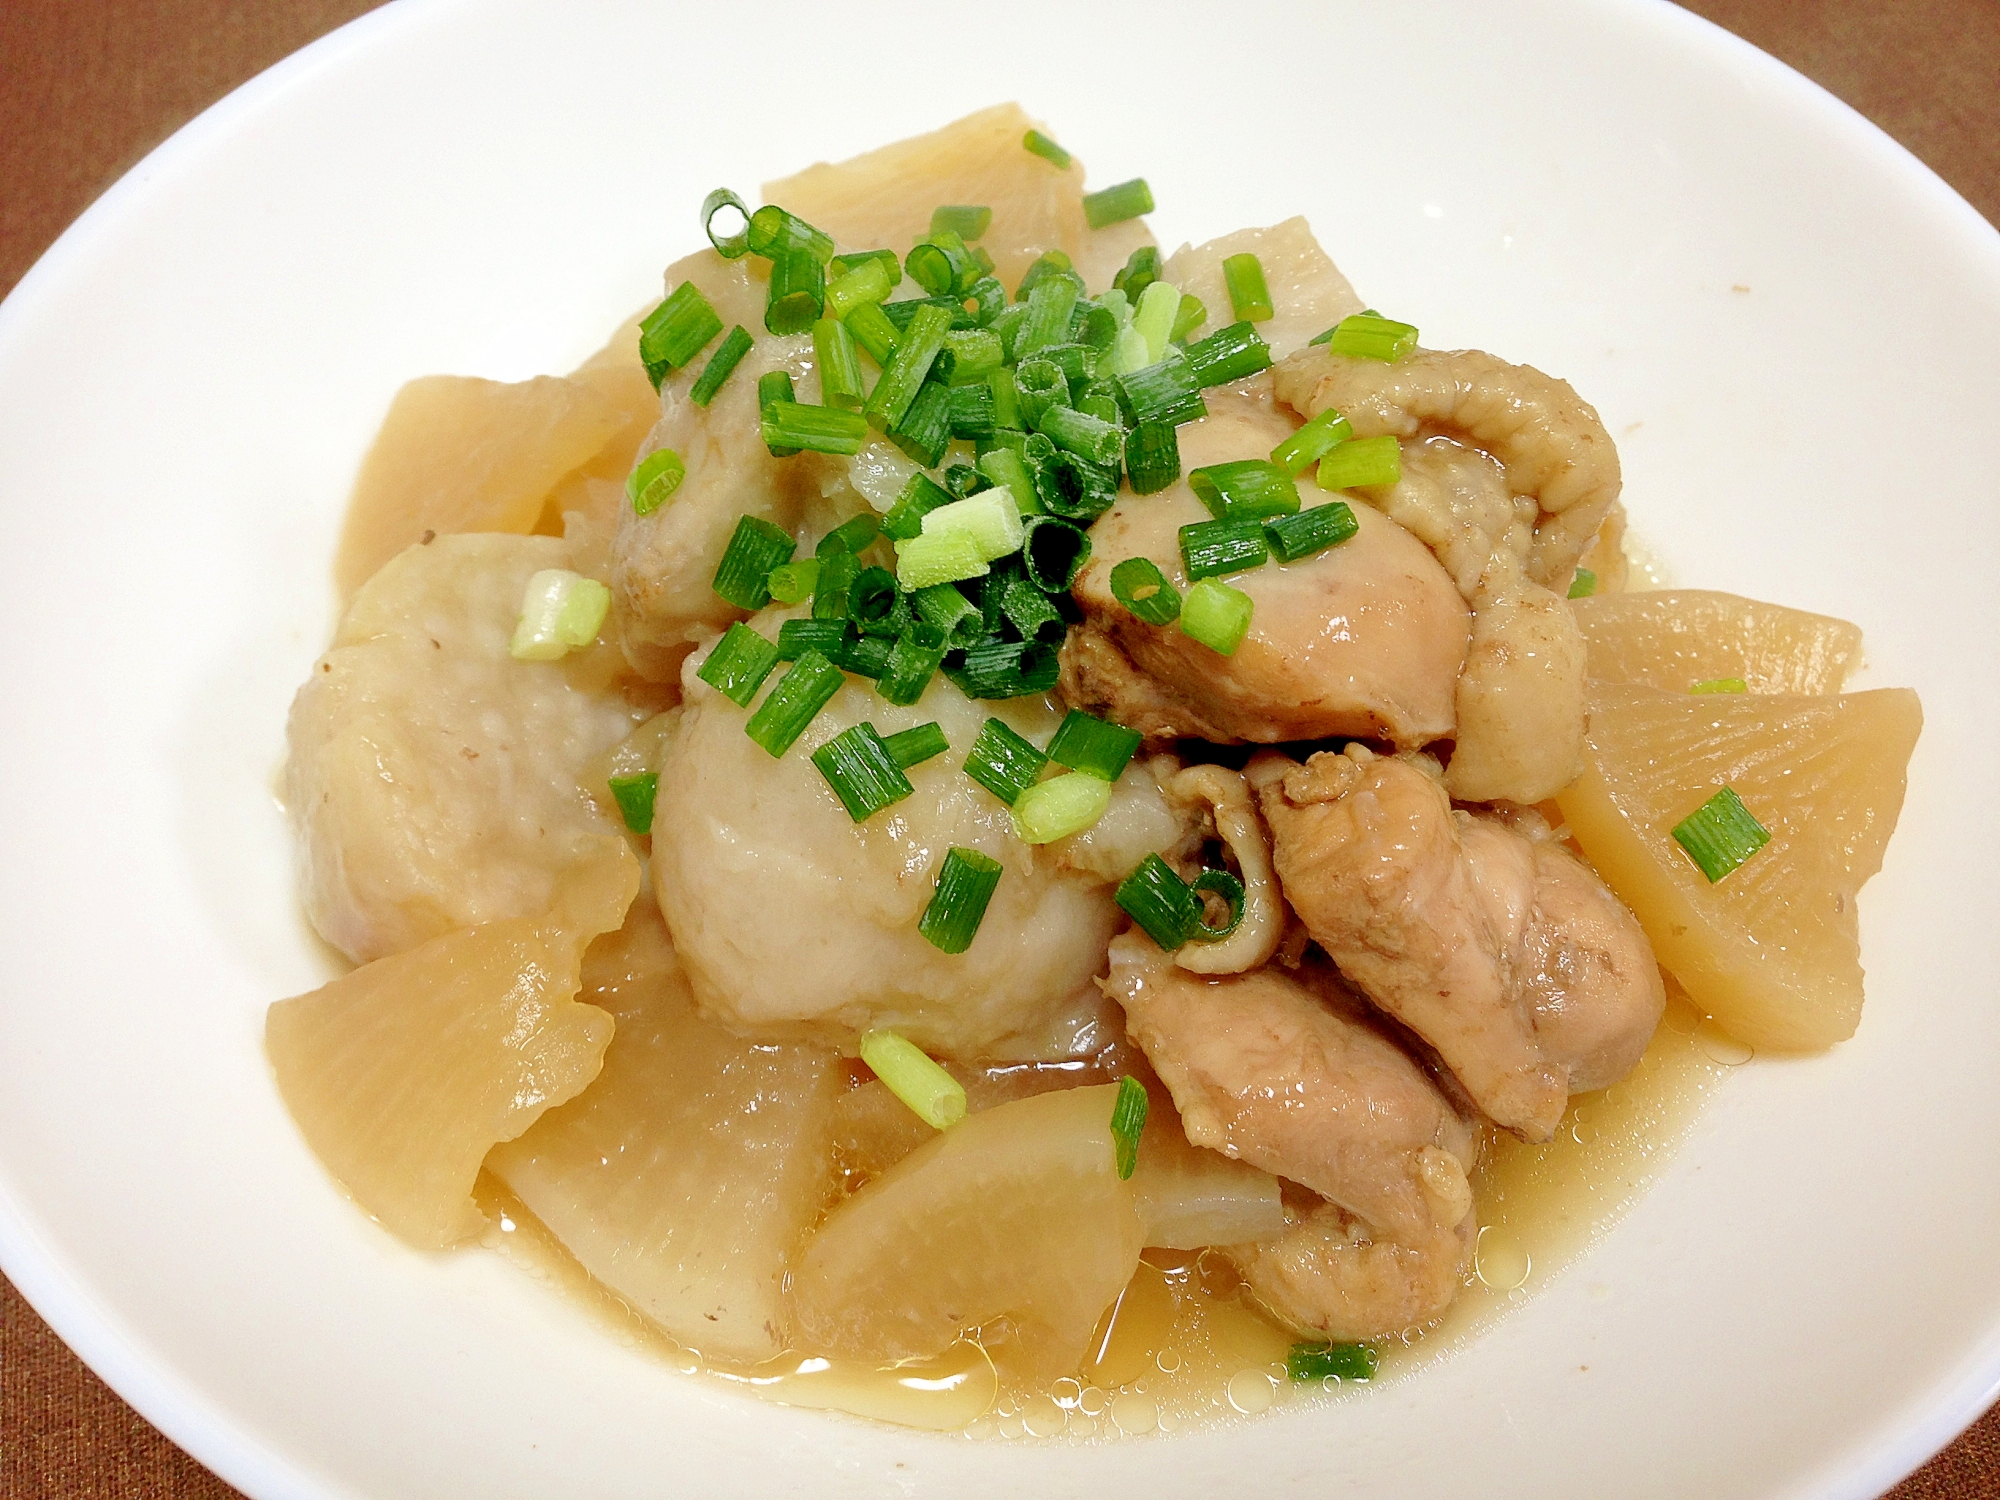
top-left (1249, 746), bottom-right (1664, 1142)
top-left (284, 533), bottom-right (645, 964)
top-left (1060, 380), bottom-right (1468, 748)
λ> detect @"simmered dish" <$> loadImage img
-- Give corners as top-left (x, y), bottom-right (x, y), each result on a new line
top-left (267, 105), bottom-right (1922, 1435)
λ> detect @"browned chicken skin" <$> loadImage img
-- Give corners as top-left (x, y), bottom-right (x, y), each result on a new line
top-left (1248, 746), bottom-right (1664, 1143)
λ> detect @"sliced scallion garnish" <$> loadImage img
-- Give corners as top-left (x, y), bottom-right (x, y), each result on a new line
top-left (1110, 556), bottom-right (1181, 625)
top-left (1168, 293), bottom-right (1209, 343)
top-left (1269, 407), bottom-right (1354, 477)
top-left (1264, 502), bottom-right (1359, 563)
top-left (1016, 275), bottom-right (1081, 360)
top-left (1179, 577), bottom-right (1254, 656)
top-left (1112, 245), bottom-right (1161, 301)
top-left (976, 446), bottom-right (1038, 515)
top-left (509, 569), bottom-right (610, 662)
top-left (760, 400), bottom-right (869, 457)
top-left (1131, 281), bottom-right (1181, 366)
top-left (607, 771), bottom-right (659, 835)
top-left (836, 632), bottom-right (893, 679)
top-left (1287, 1342), bottom-right (1378, 1382)
top-left (1031, 449), bottom-right (1119, 523)
top-left (950, 637), bottom-right (1060, 699)
top-left (1189, 867), bottom-right (1246, 941)
top-left (1115, 854), bottom-right (1204, 950)
top-left (764, 250), bottom-right (825, 336)
top-left (1115, 355), bottom-right (1206, 428)
top-left (830, 248), bottom-right (902, 288)
top-left (917, 847), bottom-right (1004, 955)
top-left (1183, 320), bottom-right (1272, 387)
top-left (818, 513), bottom-right (881, 557)
top-left (1083, 178), bottom-right (1154, 229)
top-left (811, 549), bottom-right (858, 621)
top-left (889, 378), bottom-right (953, 467)
top-left (930, 203), bottom-right (993, 242)
top-left (639, 282), bottom-right (723, 389)
top-left (876, 623), bottom-right (948, 706)
top-left (1124, 420), bottom-right (1181, 495)
top-left (1180, 515), bottom-right (1270, 580)
top-left (1222, 252), bottom-right (1274, 323)
top-left (626, 448), bottom-right (686, 517)
top-left (757, 370), bottom-right (798, 456)
top-left (1315, 433), bottom-right (1402, 490)
top-left (1047, 710), bottom-right (1142, 782)
top-left (813, 318), bottom-right (867, 410)
top-left (812, 723), bottom-right (915, 821)
top-left (949, 383), bottom-right (998, 442)
top-left (1568, 567), bottom-right (1599, 600)
top-left (1109, 1074), bottom-right (1148, 1180)
top-left (1323, 312), bottom-right (1418, 362)
top-left (894, 530), bottom-right (990, 590)
top-left (825, 256), bottom-right (895, 322)
top-left (848, 566), bottom-right (908, 637)
top-left (881, 720), bottom-right (949, 769)
top-left (776, 618), bottom-right (849, 662)
top-left (919, 489), bottom-right (1027, 564)
top-left (1036, 405), bottom-right (1125, 470)
top-left (695, 621), bottom-right (781, 706)
top-left (859, 1030), bottom-right (968, 1129)
top-left (743, 649), bottom-right (845, 757)
top-left (864, 303), bottom-right (952, 434)
top-left (1011, 769), bottom-right (1114, 844)
top-left (1021, 128), bottom-right (1073, 169)
top-left (882, 472), bottom-right (954, 542)
top-left (700, 188), bottom-right (752, 259)
top-left (689, 324), bottom-right (753, 407)
top-left (1671, 786), bottom-right (1771, 883)
top-left (711, 515), bottom-right (796, 611)
top-left (963, 718), bottom-right (1049, 805)
top-left (844, 301), bottom-right (900, 366)
top-left (913, 583), bottom-right (986, 648)
top-left (1188, 460), bottom-right (1300, 521)
top-left (1021, 515), bottom-right (1090, 592)
top-left (746, 203), bottom-right (834, 263)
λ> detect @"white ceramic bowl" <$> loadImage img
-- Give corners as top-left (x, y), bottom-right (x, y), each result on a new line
top-left (2, 2), bottom-right (1997, 1495)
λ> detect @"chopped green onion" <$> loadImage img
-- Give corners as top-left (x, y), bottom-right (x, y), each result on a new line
top-left (845, 301), bottom-right (900, 366)
top-left (1323, 312), bottom-right (1418, 362)
top-left (810, 318), bottom-right (867, 411)
top-left (1569, 568), bottom-right (1599, 600)
top-left (1077, 303), bottom-right (1120, 356)
top-left (848, 566), bottom-right (907, 637)
top-left (700, 188), bottom-right (752, 259)
top-left (1169, 293), bottom-right (1209, 343)
top-left (1022, 515), bottom-right (1091, 592)
top-left (891, 379), bottom-right (953, 467)
top-left (1222, 252), bottom-right (1275, 323)
top-left (1037, 405), bottom-right (1126, 470)
top-left (1115, 854), bottom-right (1203, 950)
top-left (987, 366), bottom-right (1023, 430)
top-left (949, 384), bottom-right (997, 441)
top-left (776, 618), bottom-right (849, 661)
top-left (882, 295), bottom-right (971, 335)
top-left (695, 621), bottom-right (781, 706)
top-left (830, 248), bottom-right (902, 288)
top-left (1264, 502), bottom-right (1359, 563)
top-left (913, 583), bottom-right (986, 647)
top-left (746, 203), bottom-right (834, 263)
top-left (1000, 575), bottom-right (1065, 643)
top-left (1183, 320), bottom-right (1272, 387)
top-left (1022, 128), bottom-right (1073, 169)
top-left (1110, 1075), bottom-right (1148, 1180)
top-left (882, 720), bottom-right (949, 769)
top-left (824, 257), bottom-right (894, 322)
top-left (883, 472), bottom-right (954, 542)
top-left (1132, 281), bottom-right (1181, 366)
top-left (1048, 710), bottom-right (1142, 782)
top-left (627, 448), bottom-right (686, 516)
top-left (917, 847), bottom-right (1005, 956)
top-left (1112, 245), bottom-right (1161, 301)
top-left (921, 488), bottom-right (1026, 562)
top-left (689, 324), bottom-right (753, 407)
top-left (1671, 786), bottom-right (1771, 883)
top-left (1124, 421), bottom-right (1181, 495)
top-left (976, 555), bottom-right (1024, 638)
top-left (810, 548), bottom-right (858, 621)
top-left (711, 515), bottom-right (796, 610)
top-left (977, 446), bottom-right (1038, 515)
top-left (877, 623), bottom-right (949, 705)
top-left (743, 649), bottom-right (844, 757)
top-left (895, 530), bottom-right (990, 589)
top-left (865, 303), bottom-right (952, 433)
top-left (906, 232), bottom-right (977, 298)
top-left (1083, 178), bottom-right (1154, 228)
top-left (1076, 377), bottom-right (1123, 426)
top-left (1287, 1342), bottom-right (1377, 1382)
top-left (812, 723), bottom-right (915, 821)
top-left (1015, 249), bottom-right (1078, 302)
top-left (1315, 434), bottom-right (1402, 490)
top-left (1180, 578), bottom-right (1254, 655)
top-left (1189, 868), bottom-right (1246, 941)
top-left (509, 568), bottom-right (609, 661)
top-left (1110, 556), bottom-right (1181, 625)
top-left (757, 371), bottom-right (798, 456)
top-left (1116, 355), bottom-right (1207, 428)
top-left (1189, 460), bottom-right (1300, 520)
top-left (1012, 770), bottom-right (1115, 844)
top-left (962, 717), bottom-right (1049, 806)
top-left (764, 251), bottom-right (825, 336)
top-left (760, 400), bottom-right (869, 456)
top-left (1037, 341), bottom-right (1097, 390)
top-left (966, 275), bottom-right (1007, 326)
top-left (818, 513), bottom-right (881, 557)
top-left (1691, 677), bottom-right (1749, 695)
top-left (1180, 515), bottom-right (1270, 580)
top-left (930, 204), bottom-right (993, 241)
top-left (1014, 357), bottom-right (1071, 431)
top-left (949, 638), bottom-right (1059, 698)
top-left (606, 771), bottom-right (658, 835)
top-left (859, 1029), bottom-right (967, 1130)
top-left (640, 282), bottom-right (723, 388)
top-left (837, 632), bottom-right (893, 679)
top-left (1032, 448), bottom-right (1119, 523)
top-left (942, 328), bottom-right (1004, 386)
top-left (1270, 407), bottom-right (1355, 476)
top-left (1016, 275), bottom-right (1081, 360)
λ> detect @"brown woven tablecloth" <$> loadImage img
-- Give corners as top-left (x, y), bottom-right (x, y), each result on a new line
top-left (1, 2), bottom-right (1995, 1494)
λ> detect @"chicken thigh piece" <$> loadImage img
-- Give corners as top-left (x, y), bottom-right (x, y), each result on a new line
top-left (1060, 380), bottom-right (1468, 748)
top-left (1249, 747), bottom-right (1664, 1142)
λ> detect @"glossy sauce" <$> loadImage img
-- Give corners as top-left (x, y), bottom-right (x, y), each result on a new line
top-left (474, 982), bottom-right (1734, 1439)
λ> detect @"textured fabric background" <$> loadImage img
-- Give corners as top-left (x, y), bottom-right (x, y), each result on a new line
top-left (1, 1), bottom-right (1995, 1494)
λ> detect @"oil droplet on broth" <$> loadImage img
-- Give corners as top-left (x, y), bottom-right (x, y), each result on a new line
top-left (472, 975), bottom-right (1734, 1438)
